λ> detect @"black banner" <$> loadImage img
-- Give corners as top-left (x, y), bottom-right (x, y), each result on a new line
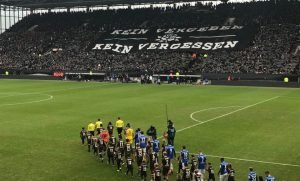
top-left (92, 25), bottom-right (256, 54)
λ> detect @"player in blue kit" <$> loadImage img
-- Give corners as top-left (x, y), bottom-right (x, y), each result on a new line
top-left (248, 167), bottom-right (257, 181)
top-left (134, 128), bottom-right (141, 148)
top-left (218, 158), bottom-right (228, 181)
top-left (197, 150), bottom-right (206, 175)
top-left (139, 131), bottom-right (148, 154)
top-left (166, 144), bottom-right (176, 160)
top-left (180, 146), bottom-right (189, 169)
top-left (265, 171), bottom-right (275, 181)
top-left (152, 138), bottom-right (160, 154)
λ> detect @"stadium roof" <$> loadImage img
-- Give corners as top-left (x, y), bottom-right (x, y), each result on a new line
top-left (0, 0), bottom-right (208, 8)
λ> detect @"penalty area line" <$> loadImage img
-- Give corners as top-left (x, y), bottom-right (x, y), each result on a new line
top-left (190, 106), bottom-right (242, 123)
top-left (177, 96), bottom-right (279, 133)
top-left (157, 96), bottom-right (279, 139)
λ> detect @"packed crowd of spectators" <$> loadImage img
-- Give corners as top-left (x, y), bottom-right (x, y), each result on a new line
top-left (0, 0), bottom-right (299, 75)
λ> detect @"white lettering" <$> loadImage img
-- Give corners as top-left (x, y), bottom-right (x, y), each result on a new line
top-left (208, 26), bottom-right (219, 31)
top-left (111, 44), bottom-right (123, 53)
top-left (121, 46), bottom-right (133, 54)
top-left (180, 42), bottom-right (193, 49)
top-left (231, 25), bottom-right (243, 30)
top-left (176, 28), bottom-right (186, 33)
top-left (202, 42), bottom-right (213, 50)
top-left (157, 29), bottom-right (165, 33)
top-left (103, 44), bottom-right (113, 50)
top-left (111, 30), bottom-right (122, 35)
top-left (139, 43), bottom-right (149, 50)
top-left (130, 29), bottom-right (140, 35)
top-left (158, 43), bottom-right (169, 50)
top-left (92, 44), bottom-right (104, 50)
top-left (197, 27), bottom-right (209, 32)
top-left (186, 28), bottom-right (197, 33)
top-left (170, 43), bottom-right (181, 49)
top-left (192, 42), bottom-right (203, 49)
top-left (219, 26), bottom-right (231, 30)
top-left (223, 41), bottom-right (239, 48)
top-left (165, 28), bottom-right (175, 34)
top-left (147, 43), bottom-right (159, 50)
top-left (121, 29), bottom-right (131, 35)
top-left (139, 29), bottom-right (149, 34)
top-left (212, 42), bottom-right (225, 50)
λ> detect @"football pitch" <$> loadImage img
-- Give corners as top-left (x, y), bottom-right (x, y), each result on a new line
top-left (0, 79), bottom-right (299, 181)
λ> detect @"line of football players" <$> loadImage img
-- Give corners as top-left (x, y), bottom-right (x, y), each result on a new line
top-left (80, 126), bottom-right (209, 181)
top-left (80, 125), bottom-right (271, 181)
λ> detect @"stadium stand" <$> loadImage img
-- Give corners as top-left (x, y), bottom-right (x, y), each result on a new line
top-left (0, 1), bottom-right (299, 76)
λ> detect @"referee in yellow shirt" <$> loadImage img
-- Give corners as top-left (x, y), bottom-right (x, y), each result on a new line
top-left (87, 122), bottom-right (96, 136)
top-left (125, 123), bottom-right (134, 144)
top-left (95, 118), bottom-right (103, 134)
top-left (116, 117), bottom-right (124, 136)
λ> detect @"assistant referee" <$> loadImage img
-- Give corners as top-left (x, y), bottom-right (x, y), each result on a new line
top-left (95, 118), bottom-right (103, 134)
top-left (87, 122), bottom-right (96, 136)
top-left (115, 117), bottom-right (124, 136)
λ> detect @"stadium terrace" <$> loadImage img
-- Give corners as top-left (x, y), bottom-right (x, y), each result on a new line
top-left (92, 41), bottom-right (239, 53)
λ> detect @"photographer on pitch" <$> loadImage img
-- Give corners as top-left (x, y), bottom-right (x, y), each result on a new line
top-left (146, 125), bottom-right (157, 140)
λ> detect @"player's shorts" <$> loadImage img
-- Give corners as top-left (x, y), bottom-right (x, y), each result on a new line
top-left (141, 147), bottom-right (146, 154)
top-left (150, 164), bottom-right (155, 171)
top-left (127, 165), bottom-right (133, 172)
top-left (219, 173), bottom-right (228, 181)
top-left (117, 128), bottom-right (123, 134)
top-left (163, 167), bottom-right (170, 176)
top-left (126, 138), bottom-right (133, 144)
top-left (108, 152), bottom-right (114, 158)
top-left (119, 148), bottom-right (124, 155)
top-left (117, 159), bottom-right (122, 166)
top-left (141, 171), bottom-right (147, 178)
top-left (209, 174), bottom-right (215, 180)
top-left (98, 146), bottom-right (104, 152)
top-left (89, 131), bottom-right (94, 136)
top-left (137, 157), bottom-right (143, 166)
top-left (199, 169), bottom-right (205, 175)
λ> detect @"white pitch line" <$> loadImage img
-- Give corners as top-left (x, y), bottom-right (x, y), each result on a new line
top-left (190, 106), bottom-right (242, 123)
top-left (177, 96), bottom-right (279, 133)
top-left (175, 151), bottom-right (300, 167)
top-left (0, 82), bottom-right (115, 107)
top-left (0, 93), bottom-right (53, 107)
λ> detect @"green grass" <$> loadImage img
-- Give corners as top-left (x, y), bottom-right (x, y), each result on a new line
top-left (0, 79), bottom-right (299, 181)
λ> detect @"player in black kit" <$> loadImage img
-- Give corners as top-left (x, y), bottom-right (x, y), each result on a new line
top-left (207, 162), bottom-right (215, 181)
top-left (141, 159), bottom-right (147, 181)
top-left (125, 139), bottom-right (133, 159)
top-left (116, 148), bottom-right (123, 172)
top-left (126, 156), bottom-right (134, 177)
top-left (107, 143), bottom-right (115, 165)
top-left (162, 155), bottom-right (171, 181)
top-left (182, 164), bottom-right (191, 181)
top-left (154, 163), bottom-right (162, 181)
